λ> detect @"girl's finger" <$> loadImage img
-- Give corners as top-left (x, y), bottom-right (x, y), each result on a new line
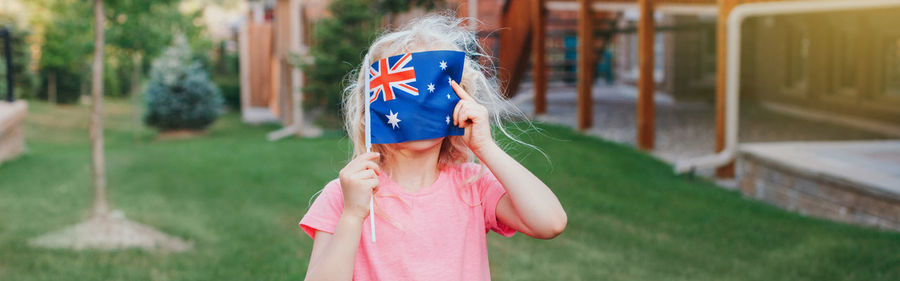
top-left (346, 152), bottom-right (377, 171)
top-left (453, 100), bottom-right (464, 126)
top-left (357, 169), bottom-right (377, 179)
top-left (458, 106), bottom-right (470, 128)
top-left (362, 161), bottom-right (382, 176)
top-left (450, 80), bottom-right (473, 101)
top-left (359, 151), bottom-right (380, 161)
top-left (364, 179), bottom-right (380, 189)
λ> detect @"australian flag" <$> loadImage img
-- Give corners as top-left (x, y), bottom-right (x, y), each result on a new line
top-left (367, 50), bottom-right (466, 144)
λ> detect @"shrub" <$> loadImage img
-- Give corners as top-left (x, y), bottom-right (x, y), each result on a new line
top-left (144, 35), bottom-right (223, 131)
top-left (37, 68), bottom-right (84, 104)
top-left (36, 2), bottom-right (92, 104)
top-left (212, 74), bottom-right (240, 110)
top-left (301, 0), bottom-right (379, 116)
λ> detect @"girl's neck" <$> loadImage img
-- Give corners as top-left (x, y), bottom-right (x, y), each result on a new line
top-left (383, 146), bottom-right (441, 193)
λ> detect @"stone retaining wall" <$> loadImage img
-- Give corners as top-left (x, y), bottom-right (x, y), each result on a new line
top-left (0, 101), bottom-right (27, 165)
top-left (739, 154), bottom-right (900, 231)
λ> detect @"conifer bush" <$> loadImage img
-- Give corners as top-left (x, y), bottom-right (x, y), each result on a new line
top-left (144, 35), bottom-right (223, 131)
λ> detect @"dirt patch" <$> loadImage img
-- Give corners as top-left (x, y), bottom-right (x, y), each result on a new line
top-left (157, 130), bottom-right (208, 140)
top-left (29, 211), bottom-right (192, 252)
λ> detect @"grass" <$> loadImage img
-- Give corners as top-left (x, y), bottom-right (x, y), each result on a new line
top-left (0, 100), bottom-right (897, 281)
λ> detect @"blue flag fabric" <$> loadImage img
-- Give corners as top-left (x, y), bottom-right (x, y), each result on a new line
top-left (367, 50), bottom-right (466, 144)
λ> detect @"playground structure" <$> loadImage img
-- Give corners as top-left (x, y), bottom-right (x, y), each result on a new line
top-left (499, 0), bottom-right (900, 176)
top-left (497, 0), bottom-right (900, 231)
top-left (501, 0), bottom-right (744, 177)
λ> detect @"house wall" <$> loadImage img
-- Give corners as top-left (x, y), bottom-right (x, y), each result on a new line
top-left (664, 15), bottom-right (717, 102)
top-left (743, 8), bottom-right (900, 124)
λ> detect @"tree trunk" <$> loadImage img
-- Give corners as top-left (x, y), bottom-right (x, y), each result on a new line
top-left (90, 0), bottom-right (109, 217)
top-left (131, 52), bottom-right (142, 138)
top-left (130, 52), bottom-right (141, 97)
top-left (48, 72), bottom-right (57, 104)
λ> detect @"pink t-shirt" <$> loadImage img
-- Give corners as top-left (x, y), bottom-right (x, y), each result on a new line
top-left (299, 162), bottom-right (515, 281)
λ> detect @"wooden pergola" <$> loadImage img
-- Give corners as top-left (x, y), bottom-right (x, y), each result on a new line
top-left (501, 0), bottom-right (783, 177)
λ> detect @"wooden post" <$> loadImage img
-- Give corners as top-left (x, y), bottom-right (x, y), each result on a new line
top-left (290, 0), bottom-right (304, 132)
top-left (532, 0), bottom-right (547, 116)
top-left (636, 0), bottom-right (655, 150)
top-left (238, 23), bottom-right (250, 122)
top-left (468, 0), bottom-right (479, 27)
top-left (715, 0), bottom-right (738, 178)
top-left (498, 0), bottom-right (534, 98)
top-left (275, 0), bottom-right (293, 125)
top-left (576, 0), bottom-right (594, 130)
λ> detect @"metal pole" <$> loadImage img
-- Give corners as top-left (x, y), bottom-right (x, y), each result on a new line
top-left (2, 27), bottom-right (13, 102)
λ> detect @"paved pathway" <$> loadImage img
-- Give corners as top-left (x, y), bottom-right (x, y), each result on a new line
top-left (512, 83), bottom-right (891, 177)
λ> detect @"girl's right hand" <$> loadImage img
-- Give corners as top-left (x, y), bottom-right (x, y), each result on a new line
top-left (338, 152), bottom-right (382, 221)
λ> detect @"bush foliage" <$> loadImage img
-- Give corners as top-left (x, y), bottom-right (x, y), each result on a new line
top-left (144, 35), bottom-right (223, 131)
top-left (300, 0), bottom-right (379, 115)
top-left (299, 0), bottom-right (439, 123)
top-left (0, 16), bottom-right (39, 100)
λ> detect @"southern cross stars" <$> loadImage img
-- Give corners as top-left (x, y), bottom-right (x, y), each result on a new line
top-left (446, 115), bottom-right (450, 124)
top-left (439, 60), bottom-right (447, 70)
top-left (427, 83), bottom-right (435, 93)
top-left (386, 110), bottom-right (401, 129)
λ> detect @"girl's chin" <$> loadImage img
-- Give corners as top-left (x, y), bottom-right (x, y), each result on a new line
top-left (391, 137), bottom-right (445, 152)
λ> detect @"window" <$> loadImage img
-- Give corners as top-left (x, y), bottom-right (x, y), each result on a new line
top-left (884, 36), bottom-right (900, 97)
top-left (835, 31), bottom-right (858, 90)
top-left (784, 24), bottom-right (809, 90)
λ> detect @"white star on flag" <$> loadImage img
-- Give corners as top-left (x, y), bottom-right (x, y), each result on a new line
top-left (386, 110), bottom-right (401, 129)
top-left (446, 115), bottom-right (450, 124)
top-left (448, 77), bottom-right (453, 84)
top-left (427, 83), bottom-right (435, 93)
top-left (447, 93), bottom-right (451, 99)
top-left (439, 60), bottom-right (447, 70)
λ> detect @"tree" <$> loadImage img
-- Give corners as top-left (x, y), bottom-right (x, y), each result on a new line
top-left (105, 0), bottom-right (209, 97)
top-left (90, 0), bottom-right (108, 217)
top-left (300, 0), bottom-right (440, 123)
top-left (0, 16), bottom-right (38, 100)
top-left (29, 0), bottom-right (190, 251)
top-left (301, 0), bottom-right (380, 116)
top-left (33, 0), bottom-right (211, 102)
top-left (36, 0), bottom-right (93, 104)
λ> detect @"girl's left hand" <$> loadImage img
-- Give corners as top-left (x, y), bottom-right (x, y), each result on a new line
top-left (451, 80), bottom-right (494, 154)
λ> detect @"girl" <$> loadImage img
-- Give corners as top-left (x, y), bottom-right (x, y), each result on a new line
top-left (300, 14), bottom-right (567, 281)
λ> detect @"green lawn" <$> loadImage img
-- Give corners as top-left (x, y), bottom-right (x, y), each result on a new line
top-left (1, 100), bottom-right (897, 281)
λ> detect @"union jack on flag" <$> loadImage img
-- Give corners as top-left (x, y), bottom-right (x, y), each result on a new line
top-left (366, 50), bottom-right (466, 144)
top-left (368, 53), bottom-right (418, 103)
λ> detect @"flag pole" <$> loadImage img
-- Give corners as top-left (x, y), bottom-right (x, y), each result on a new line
top-left (364, 56), bottom-right (376, 243)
